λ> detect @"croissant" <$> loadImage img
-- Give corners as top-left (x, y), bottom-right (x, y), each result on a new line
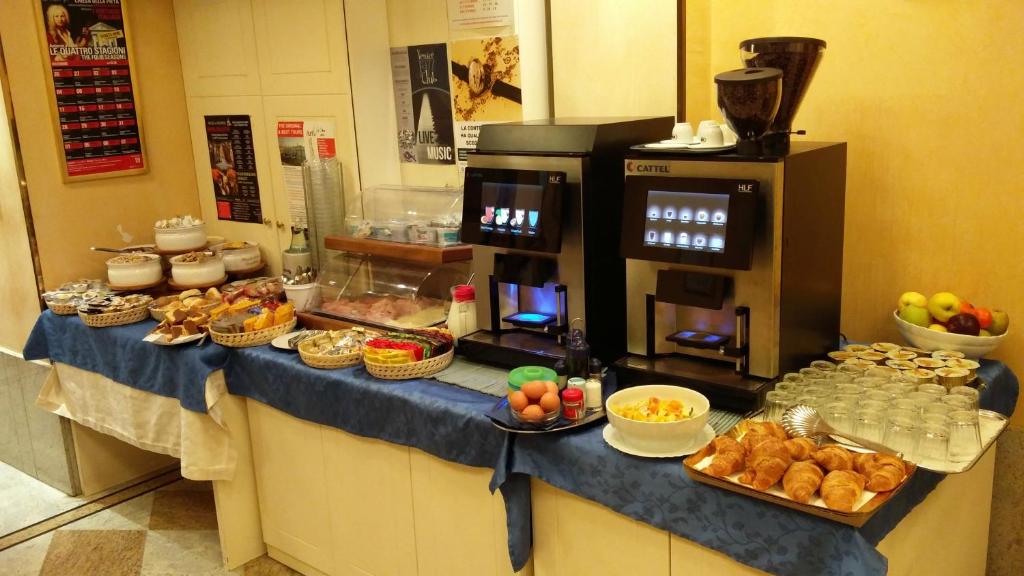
top-left (783, 461), bottom-right (824, 503)
top-left (821, 470), bottom-right (866, 512)
top-left (739, 438), bottom-right (792, 491)
top-left (812, 444), bottom-right (854, 471)
top-left (854, 453), bottom-right (907, 492)
top-left (703, 436), bottom-right (747, 478)
top-left (783, 437), bottom-right (817, 461)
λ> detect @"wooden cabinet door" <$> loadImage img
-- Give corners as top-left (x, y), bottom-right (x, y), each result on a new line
top-left (410, 451), bottom-right (527, 576)
top-left (259, 94), bottom-right (361, 252)
top-left (246, 401), bottom-right (334, 574)
top-left (321, 427), bottom-right (418, 576)
top-left (173, 0), bottom-right (262, 97)
top-left (185, 95), bottom-right (283, 271)
top-left (251, 0), bottom-right (351, 96)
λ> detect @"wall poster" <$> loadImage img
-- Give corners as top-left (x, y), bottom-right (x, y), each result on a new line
top-left (204, 115), bottom-right (263, 224)
top-left (276, 119), bottom-right (337, 229)
top-left (449, 35), bottom-right (522, 168)
top-left (390, 43), bottom-right (455, 165)
top-left (36, 0), bottom-right (146, 181)
top-left (447, 0), bottom-right (514, 30)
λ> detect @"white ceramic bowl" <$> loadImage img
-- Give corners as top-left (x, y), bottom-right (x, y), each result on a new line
top-left (169, 253), bottom-right (225, 286)
top-left (893, 310), bottom-right (1006, 359)
top-left (154, 223), bottom-right (207, 252)
top-left (605, 385), bottom-right (710, 452)
top-left (106, 254), bottom-right (162, 287)
top-left (211, 242), bottom-right (262, 272)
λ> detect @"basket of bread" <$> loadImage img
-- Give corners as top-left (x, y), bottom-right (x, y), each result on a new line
top-left (149, 288), bottom-right (222, 322)
top-left (362, 328), bottom-right (454, 380)
top-left (77, 294), bottom-right (154, 328)
top-left (683, 420), bottom-right (915, 527)
top-left (207, 298), bottom-right (296, 348)
top-left (298, 328), bottom-right (373, 369)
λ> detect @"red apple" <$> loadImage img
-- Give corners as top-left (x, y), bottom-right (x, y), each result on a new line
top-left (959, 301), bottom-right (977, 316)
top-left (974, 307), bottom-right (993, 330)
top-left (946, 313), bottom-right (981, 336)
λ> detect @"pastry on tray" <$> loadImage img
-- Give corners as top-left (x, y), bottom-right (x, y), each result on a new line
top-left (739, 437), bottom-right (792, 491)
top-left (820, 470), bottom-right (866, 513)
top-left (782, 460), bottom-right (824, 504)
top-left (854, 453), bottom-right (907, 492)
top-left (812, 444), bottom-right (855, 472)
top-left (783, 437), bottom-right (817, 461)
top-left (702, 437), bottom-right (746, 478)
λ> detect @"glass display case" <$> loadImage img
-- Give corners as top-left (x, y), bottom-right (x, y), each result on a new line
top-left (311, 249), bottom-right (470, 331)
top-left (344, 184), bottom-right (463, 246)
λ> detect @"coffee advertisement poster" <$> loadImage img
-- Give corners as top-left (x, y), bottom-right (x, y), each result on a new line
top-left (38, 0), bottom-right (146, 180)
top-left (449, 35), bottom-right (522, 167)
top-left (204, 115), bottom-right (263, 224)
top-left (390, 43), bottom-right (455, 165)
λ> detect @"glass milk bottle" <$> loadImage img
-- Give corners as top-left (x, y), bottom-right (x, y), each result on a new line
top-left (447, 284), bottom-right (477, 344)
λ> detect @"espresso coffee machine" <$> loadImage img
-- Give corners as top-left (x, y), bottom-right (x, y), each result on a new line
top-left (459, 117), bottom-right (672, 368)
top-left (616, 143), bottom-right (847, 412)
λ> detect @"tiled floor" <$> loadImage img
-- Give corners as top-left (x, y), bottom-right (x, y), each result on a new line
top-left (0, 461), bottom-right (85, 537)
top-left (0, 479), bottom-right (299, 576)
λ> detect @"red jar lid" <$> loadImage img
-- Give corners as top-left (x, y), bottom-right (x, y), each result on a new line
top-left (561, 388), bottom-right (583, 402)
top-left (452, 285), bottom-right (476, 302)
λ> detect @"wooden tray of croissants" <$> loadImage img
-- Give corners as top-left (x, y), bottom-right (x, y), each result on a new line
top-left (683, 420), bottom-right (915, 527)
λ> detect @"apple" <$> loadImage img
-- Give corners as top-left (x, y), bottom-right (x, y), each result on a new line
top-left (928, 292), bottom-right (962, 323)
top-left (980, 329), bottom-right (992, 337)
top-left (989, 309), bottom-right (1010, 336)
top-left (897, 291), bottom-right (928, 313)
top-left (947, 313), bottom-right (981, 336)
top-left (974, 307), bottom-right (993, 330)
top-left (929, 323), bottom-right (948, 332)
top-left (960, 301), bottom-right (977, 316)
top-left (899, 304), bottom-right (931, 327)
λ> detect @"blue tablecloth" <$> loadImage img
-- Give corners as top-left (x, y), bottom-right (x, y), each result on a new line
top-left (21, 310), bottom-right (1019, 575)
top-left (23, 311), bottom-right (229, 413)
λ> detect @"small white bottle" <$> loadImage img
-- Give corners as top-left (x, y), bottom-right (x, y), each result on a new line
top-left (446, 284), bottom-right (477, 344)
top-left (584, 378), bottom-right (603, 411)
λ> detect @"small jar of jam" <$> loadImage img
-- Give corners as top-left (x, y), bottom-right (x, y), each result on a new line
top-left (561, 387), bottom-right (585, 421)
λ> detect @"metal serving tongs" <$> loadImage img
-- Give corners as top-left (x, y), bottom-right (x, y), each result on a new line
top-left (782, 404), bottom-right (903, 457)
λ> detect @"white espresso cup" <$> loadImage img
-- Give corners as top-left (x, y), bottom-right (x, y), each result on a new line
top-left (672, 122), bottom-right (694, 143)
top-left (697, 122), bottom-right (724, 147)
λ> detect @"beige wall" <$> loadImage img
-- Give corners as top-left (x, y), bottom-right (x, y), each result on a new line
top-left (0, 0), bottom-right (200, 293)
top-left (686, 1), bottom-right (1024, 427)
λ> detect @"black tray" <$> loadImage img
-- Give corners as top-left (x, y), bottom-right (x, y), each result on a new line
top-left (486, 397), bottom-right (606, 434)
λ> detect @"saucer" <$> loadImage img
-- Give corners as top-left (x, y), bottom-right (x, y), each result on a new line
top-left (602, 423), bottom-right (715, 458)
top-left (272, 330), bottom-right (309, 351)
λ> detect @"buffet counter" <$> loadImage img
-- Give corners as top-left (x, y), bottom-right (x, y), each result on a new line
top-left (22, 311), bottom-right (1019, 575)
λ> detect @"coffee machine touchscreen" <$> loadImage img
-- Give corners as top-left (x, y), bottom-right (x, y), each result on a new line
top-left (479, 182), bottom-right (543, 237)
top-left (644, 191), bottom-right (729, 252)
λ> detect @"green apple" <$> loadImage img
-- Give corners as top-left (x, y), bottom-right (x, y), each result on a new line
top-left (980, 329), bottom-right (992, 337)
top-left (899, 304), bottom-right (931, 327)
top-left (927, 292), bottom-right (961, 323)
top-left (929, 323), bottom-right (948, 332)
top-left (989, 309), bottom-right (1010, 336)
top-left (897, 291), bottom-right (928, 313)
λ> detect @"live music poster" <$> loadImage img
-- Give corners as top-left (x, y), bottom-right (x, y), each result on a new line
top-left (390, 43), bottom-right (455, 165)
top-left (37, 0), bottom-right (146, 181)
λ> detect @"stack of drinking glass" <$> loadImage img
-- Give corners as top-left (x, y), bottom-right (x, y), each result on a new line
top-left (764, 345), bottom-right (984, 467)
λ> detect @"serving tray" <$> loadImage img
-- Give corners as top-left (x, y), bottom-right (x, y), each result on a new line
top-left (486, 396), bottom-right (606, 434)
top-left (683, 419), bottom-right (916, 527)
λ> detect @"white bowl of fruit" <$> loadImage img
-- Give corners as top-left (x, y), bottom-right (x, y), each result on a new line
top-left (606, 385), bottom-right (709, 452)
top-left (894, 291), bottom-right (1009, 358)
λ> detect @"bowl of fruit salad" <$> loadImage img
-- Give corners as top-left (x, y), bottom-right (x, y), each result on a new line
top-left (606, 385), bottom-right (709, 452)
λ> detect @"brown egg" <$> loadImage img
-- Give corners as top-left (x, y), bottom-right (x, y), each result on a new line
top-left (538, 392), bottom-right (560, 413)
top-left (521, 404), bottom-right (545, 422)
top-left (544, 381), bottom-right (559, 395)
top-left (521, 381), bottom-right (547, 402)
top-left (508, 391), bottom-right (529, 412)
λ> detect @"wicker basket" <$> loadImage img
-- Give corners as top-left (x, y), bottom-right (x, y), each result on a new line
top-left (364, 348), bottom-right (454, 380)
top-left (299, 344), bottom-right (363, 370)
top-left (46, 301), bottom-right (80, 315)
top-left (78, 305), bottom-right (150, 328)
top-left (209, 318), bottom-right (296, 348)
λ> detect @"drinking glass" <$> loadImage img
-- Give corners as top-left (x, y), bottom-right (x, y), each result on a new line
top-left (906, 391), bottom-right (936, 412)
top-left (880, 383), bottom-right (906, 400)
top-left (764, 390), bottom-right (792, 422)
top-left (883, 413), bottom-right (919, 460)
top-left (854, 408), bottom-right (886, 443)
top-left (940, 394), bottom-right (973, 411)
top-left (837, 363), bottom-right (866, 375)
top-left (774, 381), bottom-right (798, 395)
top-left (810, 360), bottom-right (837, 372)
top-left (823, 401), bottom-right (853, 435)
top-left (866, 367), bottom-right (898, 379)
top-left (950, 386), bottom-right (980, 411)
top-left (865, 390), bottom-right (890, 403)
top-left (892, 398), bottom-right (919, 415)
top-left (836, 383), bottom-right (863, 395)
top-left (836, 393), bottom-right (861, 408)
top-left (917, 422), bottom-right (950, 464)
top-left (918, 383), bottom-right (947, 399)
top-left (858, 399), bottom-right (887, 413)
top-left (827, 371), bottom-right (853, 384)
top-left (897, 382), bottom-right (920, 396)
top-left (854, 376), bottom-right (886, 390)
top-left (803, 386), bottom-right (827, 401)
top-left (922, 413), bottom-right (951, 429)
top-left (782, 372), bottom-right (805, 383)
top-left (799, 367), bottom-right (824, 378)
top-left (948, 410), bottom-right (981, 463)
top-left (923, 403), bottom-right (956, 419)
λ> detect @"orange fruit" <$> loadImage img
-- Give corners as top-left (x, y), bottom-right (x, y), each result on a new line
top-left (508, 391), bottom-right (529, 412)
top-left (521, 381), bottom-right (547, 402)
top-left (538, 392), bottom-right (560, 413)
top-left (521, 404), bottom-right (545, 422)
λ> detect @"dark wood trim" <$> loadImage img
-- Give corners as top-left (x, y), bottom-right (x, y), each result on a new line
top-left (322, 236), bottom-right (473, 264)
top-left (676, 0), bottom-right (686, 121)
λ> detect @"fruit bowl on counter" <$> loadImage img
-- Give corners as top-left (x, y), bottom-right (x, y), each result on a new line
top-left (605, 385), bottom-right (710, 453)
top-left (893, 311), bottom-right (1006, 358)
top-left (894, 291), bottom-right (1009, 358)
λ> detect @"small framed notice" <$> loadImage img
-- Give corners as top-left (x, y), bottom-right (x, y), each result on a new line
top-left (35, 0), bottom-right (147, 182)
